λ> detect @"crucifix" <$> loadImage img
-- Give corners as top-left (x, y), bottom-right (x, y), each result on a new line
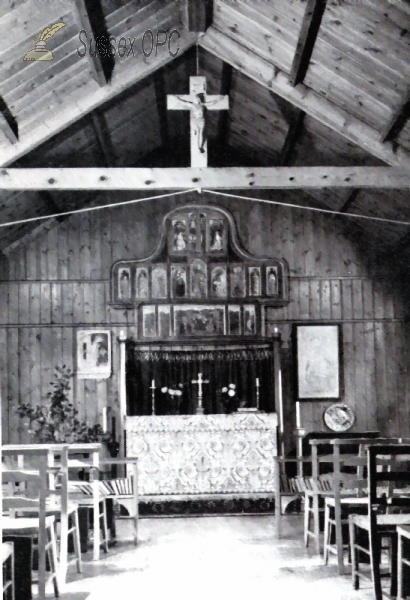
top-left (191, 372), bottom-right (209, 415)
top-left (167, 76), bottom-right (229, 168)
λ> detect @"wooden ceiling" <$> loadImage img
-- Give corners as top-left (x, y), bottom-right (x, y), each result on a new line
top-left (0, 0), bottom-right (410, 261)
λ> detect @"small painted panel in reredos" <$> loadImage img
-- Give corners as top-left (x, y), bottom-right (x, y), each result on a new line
top-left (171, 266), bottom-right (188, 299)
top-left (136, 267), bottom-right (149, 300)
top-left (151, 265), bottom-right (168, 299)
top-left (142, 306), bottom-right (156, 337)
top-left (228, 305), bottom-right (241, 335)
top-left (158, 305), bottom-right (172, 338)
top-left (169, 218), bottom-right (188, 255)
top-left (229, 265), bottom-right (246, 298)
top-left (210, 265), bottom-right (227, 298)
top-left (248, 267), bottom-right (262, 297)
top-left (174, 305), bottom-right (226, 336)
top-left (187, 213), bottom-right (199, 252)
top-left (266, 266), bottom-right (279, 296)
top-left (190, 259), bottom-right (208, 299)
top-left (207, 218), bottom-right (226, 254)
top-left (118, 267), bottom-right (131, 300)
top-left (243, 305), bottom-right (256, 335)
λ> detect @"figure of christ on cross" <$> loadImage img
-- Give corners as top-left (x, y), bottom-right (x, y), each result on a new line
top-left (191, 372), bottom-right (209, 415)
top-left (167, 76), bottom-right (229, 167)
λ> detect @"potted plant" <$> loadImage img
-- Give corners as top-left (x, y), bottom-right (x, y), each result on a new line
top-left (17, 365), bottom-right (105, 444)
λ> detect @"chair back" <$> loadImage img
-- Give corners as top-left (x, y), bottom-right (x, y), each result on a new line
top-left (367, 444), bottom-right (410, 512)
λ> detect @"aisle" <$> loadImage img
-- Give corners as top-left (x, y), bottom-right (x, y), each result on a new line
top-left (61, 515), bottom-right (374, 600)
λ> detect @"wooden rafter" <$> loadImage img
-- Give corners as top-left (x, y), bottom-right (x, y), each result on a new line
top-left (331, 189), bottom-right (360, 220)
top-left (380, 89), bottom-right (410, 143)
top-left (279, 110), bottom-right (305, 166)
top-left (91, 110), bottom-right (117, 167)
top-left (0, 167), bottom-right (409, 191)
top-left (72, 0), bottom-right (112, 86)
top-left (290, 0), bottom-right (327, 87)
top-left (187, 0), bottom-right (214, 32)
top-left (154, 71), bottom-right (170, 151)
top-left (0, 96), bottom-right (18, 144)
top-left (37, 191), bottom-right (64, 222)
top-left (216, 62), bottom-right (233, 148)
top-left (199, 28), bottom-right (410, 170)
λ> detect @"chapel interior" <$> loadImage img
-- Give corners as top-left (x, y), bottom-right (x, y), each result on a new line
top-left (1, 0), bottom-right (410, 599)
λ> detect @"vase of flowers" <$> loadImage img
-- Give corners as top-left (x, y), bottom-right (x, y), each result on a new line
top-left (161, 384), bottom-right (184, 415)
top-left (221, 383), bottom-right (236, 413)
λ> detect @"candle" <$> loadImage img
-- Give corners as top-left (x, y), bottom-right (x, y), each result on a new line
top-left (296, 401), bottom-right (301, 428)
top-left (256, 377), bottom-right (260, 386)
top-left (274, 327), bottom-right (279, 333)
top-left (102, 407), bottom-right (107, 433)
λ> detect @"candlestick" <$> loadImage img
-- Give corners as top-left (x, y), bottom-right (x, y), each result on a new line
top-left (296, 401), bottom-right (301, 428)
top-left (150, 379), bottom-right (156, 415)
top-left (274, 327), bottom-right (278, 333)
top-left (102, 407), bottom-right (107, 433)
top-left (255, 377), bottom-right (260, 411)
top-left (111, 416), bottom-right (116, 442)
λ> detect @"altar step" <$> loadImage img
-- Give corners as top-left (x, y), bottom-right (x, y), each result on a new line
top-left (135, 494), bottom-right (278, 517)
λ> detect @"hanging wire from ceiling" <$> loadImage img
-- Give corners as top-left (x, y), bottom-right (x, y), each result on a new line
top-left (1, 187), bottom-right (410, 229)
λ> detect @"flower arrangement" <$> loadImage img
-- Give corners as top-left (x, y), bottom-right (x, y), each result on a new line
top-left (161, 384), bottom-right (184, 414)
top-left (17, 365), bottom-right (105, 444)
top-left (221, 383), bottom-right (236, 397)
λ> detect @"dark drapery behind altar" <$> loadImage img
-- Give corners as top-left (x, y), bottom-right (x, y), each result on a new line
top-left (126, 342), bottom-right (275, 416)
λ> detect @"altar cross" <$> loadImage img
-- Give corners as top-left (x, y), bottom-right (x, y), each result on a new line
top-left (191, 372), bottom-right (209, 415)
top-left (167, 76), bottom-right (229, 168)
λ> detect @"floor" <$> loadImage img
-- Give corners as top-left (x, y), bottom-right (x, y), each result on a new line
top-left (55, 514), bottom-right (378, 600)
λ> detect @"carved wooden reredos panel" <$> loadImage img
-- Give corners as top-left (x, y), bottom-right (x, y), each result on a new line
top-left (111, 205), bottom-right (289, 339)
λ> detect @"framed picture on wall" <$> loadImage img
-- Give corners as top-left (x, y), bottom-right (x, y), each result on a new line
top-left (294, 324), bottom-right (341, 400)
top-left (77, 330), bottom-right (111, 379)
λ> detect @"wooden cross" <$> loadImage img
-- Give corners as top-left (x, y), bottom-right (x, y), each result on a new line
top-left (167, 76), bottom-right (229, 168)
top-left (191, 372), bottom-right (209, 415)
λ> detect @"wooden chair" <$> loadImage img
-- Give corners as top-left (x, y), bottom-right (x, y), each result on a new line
top-left (274, 456), bottom-right (311, 537)
top-left (349, 444), bottom-right (410, 600)
top-left (2, 448), bottom-right (59, 600)
top-left (2, 542), bottom-right (14, 600)
top-left (397, 524), bottom-right (410, 600)
top-left (305, 432), bottom-right (381, 555)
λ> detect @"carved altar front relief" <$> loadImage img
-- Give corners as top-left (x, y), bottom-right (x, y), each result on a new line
top-left (126, 412), bottom-right (278, 496)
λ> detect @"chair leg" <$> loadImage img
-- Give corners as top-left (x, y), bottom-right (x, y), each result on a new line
top-left (323, 503), bottom-right (330, 565)
top-left (390, 534), bottom-right (398, 599)
top-left (313, 493), bottom-right (321, 555)
top-left (304, 494), bottom-right (310, 547)
top-left (369, 513), bottom-right (382, 600)
top-left (349, 517), bottom-right (360, 591)
top-left (48, 524), bottom-right (60, 598)
top-left (101, 500), bottom-right (109, 554)
top-left (398, 532), bottom-right (404, 600)
top-left (72, 509), bottom-right (83, 574)
top-left (335, 499), bottom-right (345, 576)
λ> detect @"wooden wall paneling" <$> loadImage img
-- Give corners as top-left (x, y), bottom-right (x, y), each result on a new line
top-left (352, 279), bottom-right (364, 321)
top-left (110, 207), bottom-right (124, 265)
top-left (7, 328), bottom-right (19, 443)
top-left (62, 282), bottom-right (74, 324)
top-left (341, 323), bottom-right (355, 424)
top-left (67, 216), bottom-right (81, 281)
top-left (314, 212), bottom-right (329, 276)
top-left (82, 282), bottom-right (94, 324)
top-left (25, 239), bottom-right (38, 281)
top-left (93, 281), bottom-right (106, 325)
top-left (0, 327), bottom-right (8, 442)
top-left (89, 211), bottom-right (102, 279)
top-left (320, 279), bottom-right (331, 320)
top-left (392, 277), bottom-right (405, 320)
top-left (246, 202), bottom-right (264, 256)
top-left (18, 283), bottom-right (30, 325)
top-left (309, 279), bottom-right (321, 320)
top-left (79, 213), bottom-right (92, 280)
top-left (46, 227), bottom-right (58, 280)
top-left (0, 283), bottom-right (8, 325)
top-left (279, 204), bottom-right (295, 275)
top-left (72, 282), bottom-right (84, 325)
top-left (384, 321), bottom-right (399, 436)
top-left (29, 282), bottom-right (41, 325)
top-left (83, 379), bottom-right (97, 427)
top-left (96, 378), bottom-right (107, 439)
top-left (303, 209), bottom-right (316, 276)
top-left (39, 234), bottom-right (49, 281)
top-left (29, 328), bottom-right (42, 411)
top-left (57, 220), bottom-right (69, 280)
top-left (352, 322), bottom-right (367, 430)
top-left (330, 280), bottom-right (341, 321)
top-left (40, 282), bottom-right (51, 324)
top-left (382, 281), bottom-right (395, 321)
top-left (373, 322), bottom-right (387, 434)
top-left (394, 321), bottom-right (408, 438)
top-left (62, 327), bottom-right (75, 404)
top-left (363, 321), bottom-right (377, 431)
top-left (287, 279), bottom-right (300, 321)
top-left (292, 208), bottom-right (305, 276)
top-left (362, 279), bottom-right (374, 320)
top-left (51, 282), bottom-right (63, 325)
top-left (373, 279), bottom-right (385, 321)
top-left (99, 207), bottom-right (113, 279)
top-left (341, 279), bottom-right (353, 320)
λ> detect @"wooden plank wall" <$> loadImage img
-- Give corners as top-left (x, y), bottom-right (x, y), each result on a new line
top-left (0, 190), bottom-right (408, 444)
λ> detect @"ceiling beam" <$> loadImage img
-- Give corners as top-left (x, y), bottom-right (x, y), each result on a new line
top-left (199, 28), bottom-right (410, 169)
top-left (380, 89), bottom-right (410, 143)
top-left (289, 0), bottom-right (327, 87)
top-left (0, 31), bottom-right (198, 168)
top-left (216, 62), bottom-right (234, 148)
top-left (91, 110), bottom-right (117, 167)
top-left (0, 97), bottom-right (18, 144)
top-left (0, 167), bottom-right (409, 192)
top-left (154, 71), bottom-right (170, 151)
top-left (279, 110), bottom-right (305, 166)
top-left (37, 191), bottom-right (64, 222)
top-left (331, 189), bottom-right (360, 220)
top-left (72, 0), bottom-right (112, 86)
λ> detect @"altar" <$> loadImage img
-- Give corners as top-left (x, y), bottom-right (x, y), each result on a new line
top-left (126, 412), bottom-right (278, 496)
